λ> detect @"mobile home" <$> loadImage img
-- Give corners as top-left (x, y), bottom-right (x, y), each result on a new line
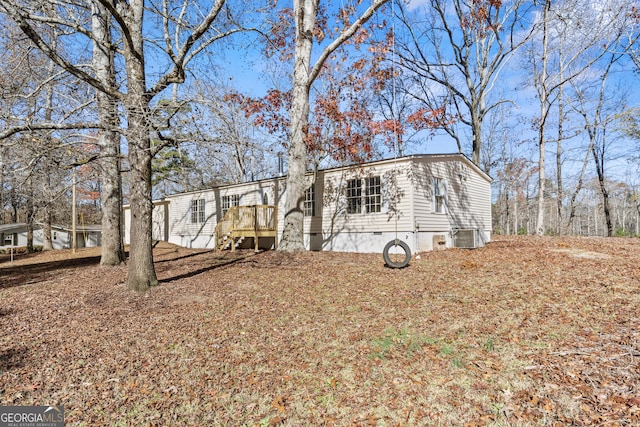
top-left (123, 154), bottom-right (492, 253)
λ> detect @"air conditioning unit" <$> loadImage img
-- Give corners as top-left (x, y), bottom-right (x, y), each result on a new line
top-left (453, 229), bottom-right (478, 249)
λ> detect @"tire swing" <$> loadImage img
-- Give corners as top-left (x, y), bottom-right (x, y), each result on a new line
top-left (382, 0), bottom-right (411, 270)
top-left (383, 238), bottom-right (411, 269)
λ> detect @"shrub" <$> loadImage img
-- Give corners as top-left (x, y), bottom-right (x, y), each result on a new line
top-left (614, 227), bottom-right (629, 237)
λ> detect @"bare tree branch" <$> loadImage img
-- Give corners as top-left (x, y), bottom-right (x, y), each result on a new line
top-left (308, 0), bottom-right (388, 87)
top-left (0, 122), bottom-right (100, 140)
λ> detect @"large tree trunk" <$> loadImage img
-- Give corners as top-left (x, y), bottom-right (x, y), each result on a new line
top-left (100, 132), bottom-right (125, 265)
top-left (92, 0), bottom-right (125, 266)
top-left (470, 61), bottom-right (486, 167)
top-left (42, 45), bottom-right (55, 252)
top-left (122, 0), bottom-right (157, 290)
top-left (471, 108), bottom-right (482, 166)
top-left (278, 0), bottom-right (387, 250)
top-left (10, 190), bottom-right (18, 222)
top-left (42, 207), bottom-right (53, 251)
top-left (279, 0), bottom-right (316, 252)
top-left (126, 104), bottom-right (157, 290)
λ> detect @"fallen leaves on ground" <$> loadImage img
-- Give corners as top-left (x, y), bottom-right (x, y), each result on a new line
top-left (1, 236), bottom-right (639, 426)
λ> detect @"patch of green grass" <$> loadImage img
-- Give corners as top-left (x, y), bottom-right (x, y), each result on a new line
top-left (370, 328), bottom-right (436, 360)
top-left (547, 330), bottom-right (561, 340)
top-left (316, 393), bottom-right (336, 408)
top-left (483, 337), bottom-right (496, 351)
top-left (440, 343), bottom-right (454, 356)
top-left (451, 358), bottom-right (463, 368)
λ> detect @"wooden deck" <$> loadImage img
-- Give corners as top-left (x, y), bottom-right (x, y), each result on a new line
top-left (215, 205), bottom-right (278, 251)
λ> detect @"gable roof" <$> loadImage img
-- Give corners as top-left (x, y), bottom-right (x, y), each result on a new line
top-left (0, 223), bottom-right (30, 233)
top-left (0, 223), bottom-right (101, 233)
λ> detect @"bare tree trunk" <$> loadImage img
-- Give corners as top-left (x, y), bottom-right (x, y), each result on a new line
top-left (514, 197), bottom-right (518, 235)
top-left (592, 141), bottom-right (613, 237)
top-left (471, 107), bottom-right (483, 166)
top-left (121, 0), bottom-right (158, 290)
top-left (556, 82), bottom-right (564, 235)
top-left (126, 102), bottom-right (157, 289)
top-left (565, 140), bottom-right (592, 232)
top-left (92, 0), bottom-right (125, 266)
top-left (42, 42), bottom-right (56, 252)
top-left (573, 50), bottom-right (620, 237)
top-left (279, 0), bottom-right (387, 250)
top-left (504, 191), bottom-right (510, 235)
top-left (0, 0), bottom-right (267, 276)
top-left (536, 115), bottom-right (547, 235)
top-left (471, 49), bottom-right (488, 166)
top-left (535, 0), bottom-right (550, 236)
top-left (26, 183), bottom-right (34, 252)
top-left (42, 208), bottom-right (53, 250)
top-left (279, 0), bottom-right (315, 252)
top-left (100, 133), bottom-right (125, 265)
top-left (10, 190), bottom-right (18, 222)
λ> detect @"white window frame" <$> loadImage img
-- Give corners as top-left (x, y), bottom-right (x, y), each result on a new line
top-left (222, 194), bottom-right (239, 216)
top-left (365, 176), bottom-right (381, 213)
top-left (346, 178), bottom-right (362, 214)
top-left (432, 178), bottom-right (447, 214)
top-left (191, 199), bottom-right (206, 224)
top-left (304, 185), bottom-right (315, 217)
top-left (3, 233), bottom-right (14, 246)
top-left (346, 176), bottom-right (382, 215)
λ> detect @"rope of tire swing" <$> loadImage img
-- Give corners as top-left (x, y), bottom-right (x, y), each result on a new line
top-left (382, 0), bottom-right (411, 269)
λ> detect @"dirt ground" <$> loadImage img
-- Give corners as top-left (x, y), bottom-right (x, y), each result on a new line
top-left (1, 236), bottom-right (639, 426)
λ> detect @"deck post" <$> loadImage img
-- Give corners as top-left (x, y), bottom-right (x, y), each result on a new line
top-left (274, 206), bottom-right (278, 250)
top-left (254, 206), bottom-right (259, 252)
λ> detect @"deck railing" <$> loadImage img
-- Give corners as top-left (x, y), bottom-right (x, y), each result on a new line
top-left (215, 205), bottom-right (278, 251)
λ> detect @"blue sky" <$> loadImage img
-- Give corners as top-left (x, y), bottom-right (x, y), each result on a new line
top-left (155, 0), bottom-right (640, 181)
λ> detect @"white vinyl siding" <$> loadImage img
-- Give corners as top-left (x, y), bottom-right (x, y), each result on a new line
top-left (164, 191), bottom-right (218, 248)
top-left (412, 158), bottom-right (491, 234)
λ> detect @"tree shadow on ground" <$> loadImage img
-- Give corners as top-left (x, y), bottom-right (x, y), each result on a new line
top-left (0, 250), bottom-right (53, 267)
top-left (0, 346), bottom-right (29, 374)
top-left (0, 307), bottom-right (15, 317)
top-left (159, 252), bottom-right (259, 284)
top-left (0, 245), bottom-right (259, 290)
top-left (0, 255), bottom-right (104, 290)
top-left (154, 249), bottom-right (216, 264)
